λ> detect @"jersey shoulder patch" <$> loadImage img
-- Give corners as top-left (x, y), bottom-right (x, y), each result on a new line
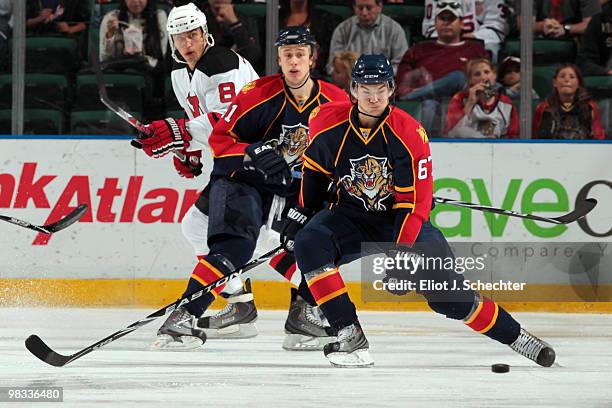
top-left (196, 46), bottom-right (240, 77)
top-left (308, 101), bottom-right (351, 141)
top-left (238, 74), bottom-right (284, 101)
top-left (387, 107), bottom-right (429, 145)
top-left (318, 80), bottom-right (350, 102)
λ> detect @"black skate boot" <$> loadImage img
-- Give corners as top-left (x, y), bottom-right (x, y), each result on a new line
top-left (282, 295), bottom-right (336, 351)
top-left (509, 328), bottom-right (556, 367)
top-left (323, 322), bottom-right (374, 367)
top-left (196, 278), bottom-right (258, 339)
top-left (152, 306), bottom-right (207, 350)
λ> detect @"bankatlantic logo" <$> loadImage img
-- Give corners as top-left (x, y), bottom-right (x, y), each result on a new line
top-left (0, 163), bottom-right (200, 245)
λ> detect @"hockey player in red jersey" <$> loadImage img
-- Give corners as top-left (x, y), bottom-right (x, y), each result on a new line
top-left (280, 54), bottom-right (556, 367)
top-left (153, 26), bottom-right (348, 350)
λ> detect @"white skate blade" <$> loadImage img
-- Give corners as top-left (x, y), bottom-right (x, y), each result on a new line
top-left (282, 334), bottom-right (336, 351)
top-left (150, 334), bottom-right (204, 351)
top-left (326, 349), bottom-right (374, 367)
top-left (203, 323), bottom-right (258, 339)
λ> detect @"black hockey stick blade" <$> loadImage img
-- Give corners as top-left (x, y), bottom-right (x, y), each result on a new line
top-left (434, 197), bottom-right (597, 225)
top-left (551, 198), bottom-right (597, 224)
top-left (25, 245), bottom-right (284, 367)
top-left (25, 335), bottom-right (71, 367)
top-left (43, 204), bottom-right (88, 233)
top-left (0, 204), bottom-right (87, 234)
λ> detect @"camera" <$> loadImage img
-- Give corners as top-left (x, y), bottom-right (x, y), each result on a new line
top-left (481, 81), bottom-right (497, 99)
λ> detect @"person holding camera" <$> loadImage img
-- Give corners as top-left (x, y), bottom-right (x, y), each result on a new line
top-left (99, 0), bottom-right (167, 70)
top-left (444, 58), bottom-right (518, 138)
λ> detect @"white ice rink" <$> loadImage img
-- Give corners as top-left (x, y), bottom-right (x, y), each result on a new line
top-left (1, 308), bottom-right (611, 407)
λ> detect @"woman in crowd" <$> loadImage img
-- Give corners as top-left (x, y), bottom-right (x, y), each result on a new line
top-left (330, 50), bottom-right (359, 93)
top-left (533, 63), bottom-right (605, 140)
top-left (99, 0), bottom-right (167, 70)
top-left (444, 58), bottom-right (519, 138)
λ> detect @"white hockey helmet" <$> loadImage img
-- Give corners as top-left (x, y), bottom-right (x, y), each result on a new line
top-left (167, 2), bottom-right (215, 64)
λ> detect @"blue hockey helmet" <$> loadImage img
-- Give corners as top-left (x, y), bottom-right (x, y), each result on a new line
top-left (351, 54), bottom-right (395, 96)
top-left (274, 26), bottom-right (317, 48)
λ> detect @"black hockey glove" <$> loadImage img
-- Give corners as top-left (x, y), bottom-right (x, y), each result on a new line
top-left (383, 246), bottom-right (423, 296)
top-left (240, 141), bottom-right (292, 193)
top-left (280, 206), bottom-right (314, 252)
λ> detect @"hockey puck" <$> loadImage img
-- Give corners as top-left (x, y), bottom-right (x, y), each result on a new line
top-left (491, 363), bottom-right (510, 373)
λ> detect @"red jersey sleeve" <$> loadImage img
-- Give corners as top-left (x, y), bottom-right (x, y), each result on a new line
top-left (444, 91), bottom-right (467, 135)
top-left (386, 108), bottom-right (433, 246)
top-left (209, 76), bottom-right (285, 174)
top-left (506, 102), bottom-right (520, 138)
top-left (532, 100), bottom-right (548, 139)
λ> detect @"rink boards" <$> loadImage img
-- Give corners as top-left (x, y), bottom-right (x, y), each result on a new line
top-left (0, 138), bottom-right (611, 311)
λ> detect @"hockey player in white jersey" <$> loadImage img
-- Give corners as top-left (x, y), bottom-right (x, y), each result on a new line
top-left (422, 0), bottom-right (511, 61)
top-left (138, 2), bottom-right (261, 347)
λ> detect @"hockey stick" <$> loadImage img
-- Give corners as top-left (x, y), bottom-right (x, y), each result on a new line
top-left (434, 197), bottom-right (597, 224)
top-left (0, 204), bottom-right (88, 234)
top-left (90, 53), bottom-right (190, 162)
top-left (25, 245), bottom-right (284, 367)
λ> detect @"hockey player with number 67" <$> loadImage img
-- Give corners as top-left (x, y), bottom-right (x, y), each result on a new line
top-left (280, 54), bottom-right (556, 368)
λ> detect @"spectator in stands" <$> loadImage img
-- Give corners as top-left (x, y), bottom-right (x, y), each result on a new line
top-left (578, 1), bottom-right (612, 76)
top-left (26, 0), bottom-right (89, 35)
top-left (0, 0), bottom-right (10, 72)
top-left (518, 0), bottom-right (601, 39)
top-left (396, 2), bottom-right (488, 134)
top-left (100, 0), bottom-right (168, 70)
top-left (330, 50), bottom-right (359, 92)
top-left (327, 0), bottom-right (408, 75)
top-left (444, 58), bottom-right (519, 138)
top-left (497, 56), bottom-right (539, 99)
top-left (422, 0), bottom-right (510, 62)
top-left (26, 0), bottom-right (89, 59)
top-left (203, 0), bottom-right (263, 74)
top-left (280, 0), bottom-right (341, 79)
top-left (533, 63), bottom-right (605, 139)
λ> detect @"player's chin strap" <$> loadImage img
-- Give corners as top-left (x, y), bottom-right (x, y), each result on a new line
top-left (285, 73), bottom-right (311, 90)
top-left (356, 108), bottom-right (384, 119)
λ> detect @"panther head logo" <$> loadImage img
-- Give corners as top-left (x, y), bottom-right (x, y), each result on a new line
top-left (278, 124), bottom-right (309, 168)
top-left (340, 155), bottom-right (394, 211)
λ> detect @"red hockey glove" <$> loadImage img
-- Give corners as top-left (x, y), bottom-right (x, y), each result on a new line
top-left (173, 150), bottom-right (203, 178)
top-left (140, 118), bottom-right (191, 158)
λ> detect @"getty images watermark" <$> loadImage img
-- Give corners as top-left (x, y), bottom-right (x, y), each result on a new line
top-left (359, 242), bottom-right (612, 302)
top-left (370, 248), bottom-right (526, 293)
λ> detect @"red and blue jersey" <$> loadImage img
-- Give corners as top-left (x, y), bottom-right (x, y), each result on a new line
top-left (302, 102), bottom-right (433, 245)
top-left (209, 74), bottom-right (348, 180)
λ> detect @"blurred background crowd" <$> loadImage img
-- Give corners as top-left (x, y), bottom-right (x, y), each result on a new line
top-left (1, 0), bottom-right (610, 139)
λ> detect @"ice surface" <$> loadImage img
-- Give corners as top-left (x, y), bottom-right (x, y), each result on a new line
top-left (1, 308), bottom-right (611, 407)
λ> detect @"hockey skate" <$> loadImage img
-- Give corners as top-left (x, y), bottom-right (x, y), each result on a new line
top-left (195, 278), bottom-right (258, 339)
top-left (323, 322), bottom-right (374, 367)
top-left (509, 328), bottom-right (556, 367)
top-left (152, 306), bottom-right (207, 351)
top-left (282, 295), bottom-right (336, 351)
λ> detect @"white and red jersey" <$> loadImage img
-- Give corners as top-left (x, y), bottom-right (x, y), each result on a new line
top-left (171, 46), bottom-right (259, 151)
top-left (444, 89), bottom-right (519, 138)
top-left (422, 0), bottom-right (510, 59)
